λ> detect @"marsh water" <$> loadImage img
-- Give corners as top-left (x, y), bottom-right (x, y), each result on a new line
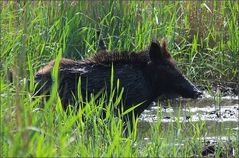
top-left (137, 90), bottom-right (239, 142)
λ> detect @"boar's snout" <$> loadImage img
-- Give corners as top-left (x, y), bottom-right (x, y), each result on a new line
top-left (179, 83), bottom-right (202, 99)
top-left (180, 86), bottom-right (202, 99)
top-left (191, 89), bottom-right (203, 99)
top-left (175, 76), bottom-right (202, 99)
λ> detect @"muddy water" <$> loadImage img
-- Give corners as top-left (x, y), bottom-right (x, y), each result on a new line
top-left (138, 91), bottom-right (239, 140)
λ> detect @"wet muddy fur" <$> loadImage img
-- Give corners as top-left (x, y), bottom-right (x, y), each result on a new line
top-left (34, 40), bottom-right (202, 129)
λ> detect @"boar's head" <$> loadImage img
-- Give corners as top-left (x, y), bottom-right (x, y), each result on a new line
top-left (147, 40), bottom-right (202, 99)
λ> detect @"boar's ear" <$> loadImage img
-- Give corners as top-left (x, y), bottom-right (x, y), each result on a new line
top-left (149, 40), bottom-right (163, 63)
top-left (161, 39), bottom-right (171, 58)
top-left (161, 40), bottom-right (176, 65)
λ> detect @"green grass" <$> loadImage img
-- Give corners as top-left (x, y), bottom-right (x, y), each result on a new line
top-left (0, 1), bottom-right (238, 157)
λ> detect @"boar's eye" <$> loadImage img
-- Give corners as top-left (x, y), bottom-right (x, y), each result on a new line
top-left (163, 62), bottom-right (175, 69)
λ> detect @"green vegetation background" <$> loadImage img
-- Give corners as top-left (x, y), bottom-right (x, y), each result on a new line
top-left (0, 1), bottom-right (238, 157)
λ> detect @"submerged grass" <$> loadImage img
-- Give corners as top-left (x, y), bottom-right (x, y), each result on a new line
top-left (0, 0), bottom-right (238, 157)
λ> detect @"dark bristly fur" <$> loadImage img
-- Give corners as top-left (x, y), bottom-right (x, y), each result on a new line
top-left (83, 50), bottom-right (149, 66)
top-left (34, 39), bottom-right (202, 130)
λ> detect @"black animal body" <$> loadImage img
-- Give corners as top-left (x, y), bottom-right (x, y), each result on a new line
top-left (34, 40), bottom-right (202, 124)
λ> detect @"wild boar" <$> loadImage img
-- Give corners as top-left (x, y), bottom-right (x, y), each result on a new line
top-left (34, 40), bottom-right (202, 125)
